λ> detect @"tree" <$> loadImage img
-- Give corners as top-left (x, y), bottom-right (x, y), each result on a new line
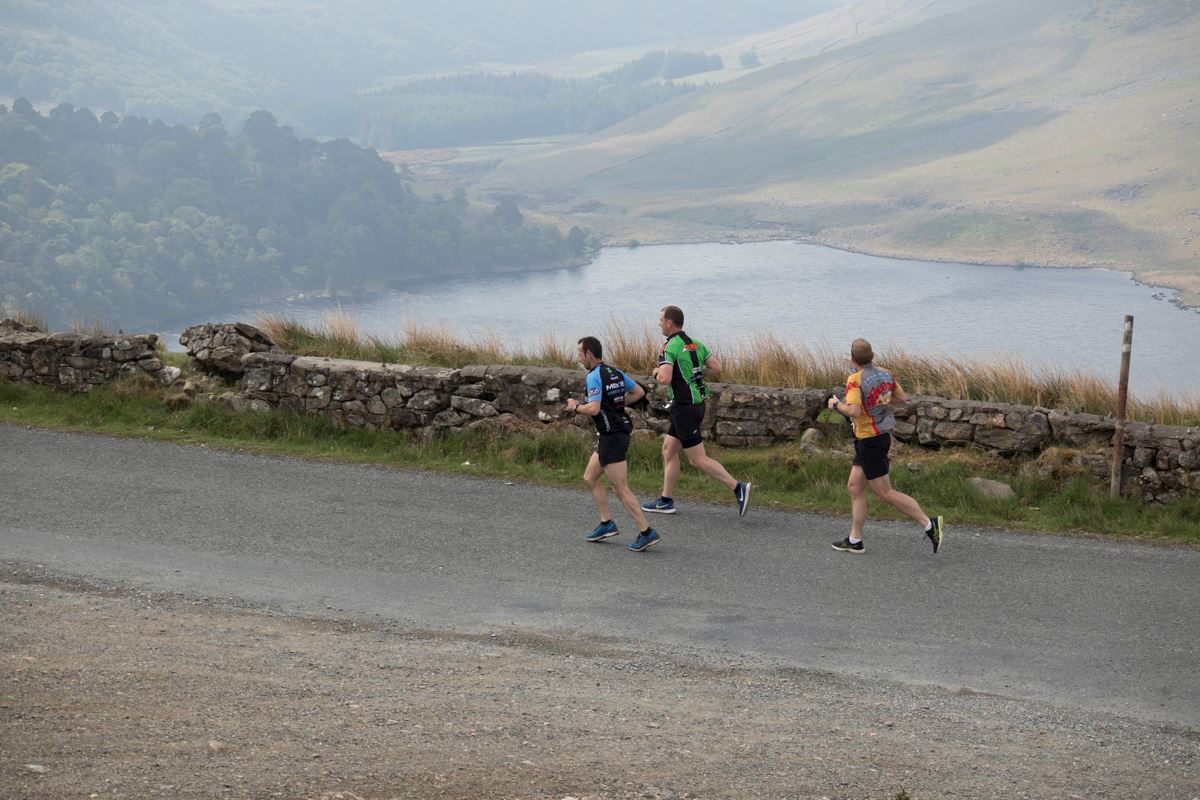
top-left (492, 197), bottom-right (523, 227)
top-left (740, 49), bottom-right (760, 68)
top-left (567, 226), bottom-right (587, 256)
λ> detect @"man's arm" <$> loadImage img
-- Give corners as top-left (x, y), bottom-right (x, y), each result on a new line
top-left (828, 396), bottom-right (863, 417)
top-left (828, 382), bottom-right (863, 418)
top-left (568, 398), bottom-right (601, 416)
top-left (654, 363), bottom-right (673, 385)
top-left (704, 355), bottom-right (723, 378)
top-left (624, 380), bottom-right (646, 405)
top-left (567, 372), bottom-right (602, 416)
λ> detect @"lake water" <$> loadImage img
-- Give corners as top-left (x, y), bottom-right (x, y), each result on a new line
top-left (168, 241), bottom-right (1200, 395)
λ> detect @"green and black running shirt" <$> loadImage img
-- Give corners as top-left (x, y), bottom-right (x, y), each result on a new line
top-left (660, 331), bottom-right (710, 406)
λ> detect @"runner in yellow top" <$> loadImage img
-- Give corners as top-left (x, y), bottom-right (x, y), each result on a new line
top-left (826, 338), bottom-right (944, 554)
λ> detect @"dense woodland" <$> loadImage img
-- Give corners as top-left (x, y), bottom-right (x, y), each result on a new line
top-left (328, 51), bottom-right (721, 149)
top-left (0, 101), bottom-right (585, 328)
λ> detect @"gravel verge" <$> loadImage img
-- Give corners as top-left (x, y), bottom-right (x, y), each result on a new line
top-left (2, 575), bottom-right (1196, 800)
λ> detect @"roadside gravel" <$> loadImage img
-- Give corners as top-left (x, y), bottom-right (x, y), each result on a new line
top-left (2, 576), bottom-right (1195, 800)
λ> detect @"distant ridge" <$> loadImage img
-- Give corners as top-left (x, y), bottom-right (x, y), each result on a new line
top-left (482, 0), bottom-right (1200, 302)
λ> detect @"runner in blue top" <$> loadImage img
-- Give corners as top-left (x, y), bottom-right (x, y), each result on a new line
top-left (565, 336), bottom-right (661, 552)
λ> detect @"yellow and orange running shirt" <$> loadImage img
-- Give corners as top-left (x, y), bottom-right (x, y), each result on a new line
top-left (845, 364), bottom-right (901, 440)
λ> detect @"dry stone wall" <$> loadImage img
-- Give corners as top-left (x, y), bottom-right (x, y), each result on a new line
top-left (233, 352), bottom-right (828, 445)
top-left (0, 319), bottom-right (172, 391)
top-left (891, 397), bottom-right (1200, 501)
top-left (231, 351), bottom-right (1199, 501)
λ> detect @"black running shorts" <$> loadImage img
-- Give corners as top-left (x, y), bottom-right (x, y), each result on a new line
top-left (596, 432), bottom-right (631, 466)
top-left (853, 432), bottom-right (891, 480)
top-left (667, 403), bottom-right (706, 449)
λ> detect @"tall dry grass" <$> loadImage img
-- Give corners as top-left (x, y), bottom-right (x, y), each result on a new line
top-left (252, 311), bottom-right (1200, 426)
top-left (6, 307), bottom-right (48, 332)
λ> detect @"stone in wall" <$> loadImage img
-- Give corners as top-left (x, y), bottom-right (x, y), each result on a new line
top-left (1047, 410), bottom-right (1116, 449)
top-left (972, 410), bottom-right (1051, 453)
top-left (181, 323), bottom-right (277, 380)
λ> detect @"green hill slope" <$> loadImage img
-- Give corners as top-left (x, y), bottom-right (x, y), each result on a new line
top-left (481, 0), bottom-right (1200, 301)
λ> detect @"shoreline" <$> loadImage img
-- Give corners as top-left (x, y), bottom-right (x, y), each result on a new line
top-left (595, 231), bottom-right (1200, 313)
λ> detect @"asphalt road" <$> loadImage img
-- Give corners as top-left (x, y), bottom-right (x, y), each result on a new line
top-left (2, 424), bottom-right (1197, 727)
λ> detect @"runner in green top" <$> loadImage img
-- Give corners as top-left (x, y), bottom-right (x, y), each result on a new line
top-left (640, 305), bottom-right (752, 518)
top-left (661, 330), bottom-right (710, 406)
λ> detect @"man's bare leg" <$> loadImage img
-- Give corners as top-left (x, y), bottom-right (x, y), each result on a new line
top-left (848, 465), bottom-right (869, 540)
top-left (603, 461), bottom-right (651, 531)
top-left (867, 474), bottom-right (930, 528)
top-left (583, 452), bottom-right (613, 521)
top-left (682, 442), bottom-right (738, 490)
top-left (660, 435), bottom-right (683, 497)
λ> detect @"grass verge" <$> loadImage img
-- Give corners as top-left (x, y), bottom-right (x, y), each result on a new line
top-left (2, 375), bottom-right (1196, 545)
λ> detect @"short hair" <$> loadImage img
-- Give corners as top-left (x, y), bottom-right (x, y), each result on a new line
top-left (577, 336), bottom-right (603, 359)
top-left (661, 305), bottom-right (684, 328)
top-left (851, 338), bottom-right (874, 365)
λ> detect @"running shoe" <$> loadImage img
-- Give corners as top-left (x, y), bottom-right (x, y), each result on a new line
top-left (641, 496), bottom-right (676, 514)
top-left (627, 529), bottom-right (662, 552)
top-left (585, 520), bottom-right (619, 542)
top-left (926, 516), bottom-right (944, 554)
top-left (832, 536), bottom-right (865, 553)
top-left (735, 481), bottom-right (752, 518)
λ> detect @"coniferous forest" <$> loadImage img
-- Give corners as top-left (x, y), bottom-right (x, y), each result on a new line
top-left (320, 51), bottom-right (723, 149)
top-left (0, 101), bottom-right (584, 328)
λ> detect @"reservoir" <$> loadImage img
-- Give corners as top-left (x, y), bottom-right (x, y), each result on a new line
top-left (170, 241), bottom-right (1200, 395)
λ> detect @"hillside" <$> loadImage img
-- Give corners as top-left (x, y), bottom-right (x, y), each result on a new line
top-left (0, 105), bottom-right (580, 329)
top-left (480, 0), bottom-right (1200, 302)
top-left (0, 0), bottom-right (837, 133)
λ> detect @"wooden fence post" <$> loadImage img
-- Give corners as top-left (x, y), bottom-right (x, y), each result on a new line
top-left (1110, 315), bottom-right (1133, 497)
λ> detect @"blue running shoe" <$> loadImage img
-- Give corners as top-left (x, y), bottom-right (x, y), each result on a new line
top-left (585, 520), bottom-right (619, 542)
top-left (627, 528), bottom-right (661, 552)
top-left (735, 481), bottom-right (752, 518)
top-left (641, 496), bottom-right (676, 514)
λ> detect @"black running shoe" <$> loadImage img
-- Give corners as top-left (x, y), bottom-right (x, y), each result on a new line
top-left (926, 516), bottom-right (944, 554)
top-left (832, 536), bottom-right (864, 553)
top-left (735, 481), bottom-right (752, 518)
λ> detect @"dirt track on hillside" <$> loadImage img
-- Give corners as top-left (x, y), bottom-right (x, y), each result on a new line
top-left (2, 576), bottom-right (1196, 800)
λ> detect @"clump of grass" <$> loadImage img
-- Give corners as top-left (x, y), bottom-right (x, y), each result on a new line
top-left (249, 311), bottom-right (1200, 425)
top-left (606, 324), bottom-right (660, 373)
top-left (725, 334), bottom-right (845, 390)
top-left (70, 316), bottom-right (110, 336)
top-left (6, 306), bottom-right (48, 332)
top-left (399, 320), bottom-right (499, 366)
top-left (525, 331), bottom-right (575, 368)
